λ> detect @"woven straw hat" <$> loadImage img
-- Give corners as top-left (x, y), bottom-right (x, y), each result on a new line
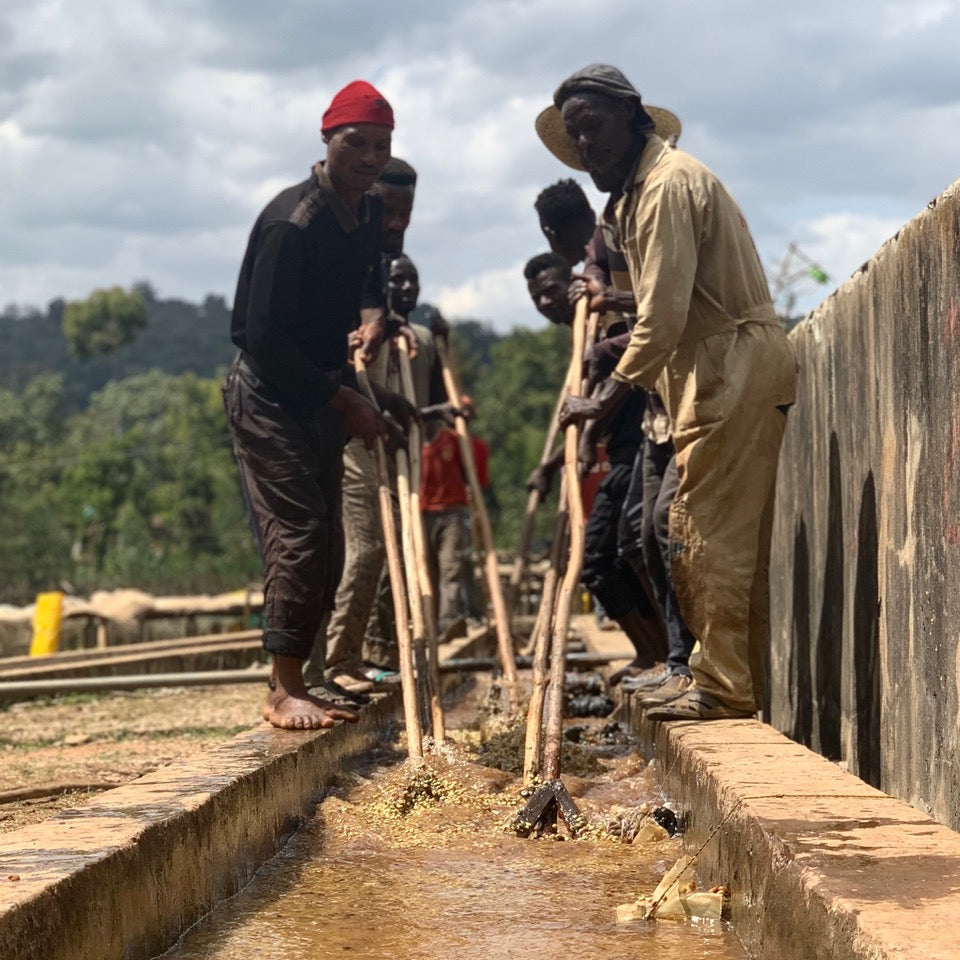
top-left (535, 103), bottom-right (681, 172)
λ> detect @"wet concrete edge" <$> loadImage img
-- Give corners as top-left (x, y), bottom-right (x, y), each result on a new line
top-left (626, 696), bottom-right (960, 960)
top-left (569, 616), bottom-right (960, 960)
top-left (0, 631), bottom-right (489, 960)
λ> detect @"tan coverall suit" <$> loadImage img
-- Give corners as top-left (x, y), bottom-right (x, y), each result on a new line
top-left (611, 135), bottom-right (797, 713)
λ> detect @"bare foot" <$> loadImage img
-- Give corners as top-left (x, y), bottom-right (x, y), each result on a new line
top-left (262, 686), bottom-right (359, 729)
top-left (262, 653), bottom-right (361, 729)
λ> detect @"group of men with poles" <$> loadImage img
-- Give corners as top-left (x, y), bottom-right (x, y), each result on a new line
top-left (224, 64), bottom-right (796, 774)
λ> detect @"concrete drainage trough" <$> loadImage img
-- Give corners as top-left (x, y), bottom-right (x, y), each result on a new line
top-left (0, 691), bottom-right (402, 960)
top-left (0, 630), bottom-right (489, 960)
top-left (624, 694), bottom-right (960, 960)
top-left (4, 618), bottom-right (958, 960)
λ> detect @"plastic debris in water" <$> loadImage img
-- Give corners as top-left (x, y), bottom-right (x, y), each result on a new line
top-left (616, 855), bottom-right (728, 923)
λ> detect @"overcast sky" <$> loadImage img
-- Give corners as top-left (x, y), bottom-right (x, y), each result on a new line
top-left (3, 0), bottom-right (959, 331)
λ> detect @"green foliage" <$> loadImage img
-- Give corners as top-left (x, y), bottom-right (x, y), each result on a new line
top-left (466, 324), bottom-right (570, 550)
top-left (62, 286), bottom-right (148, 359)
top-left (0, 285), bottom-right (570, 602)
top-left (0, 291), bottom-right (235, 410)
top-left (0, 368), bottom-right (260, 602)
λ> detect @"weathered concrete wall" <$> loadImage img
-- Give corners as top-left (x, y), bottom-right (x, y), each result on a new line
top-left (0, 630), bottom-right (492, 960)
top-left (769, 179), bottom-right (960, 828)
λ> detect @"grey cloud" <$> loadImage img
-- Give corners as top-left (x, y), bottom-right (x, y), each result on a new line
top-left (3, 0), bottom-right (960, 327)
top-left (183, 0), bottom-right (451, 73)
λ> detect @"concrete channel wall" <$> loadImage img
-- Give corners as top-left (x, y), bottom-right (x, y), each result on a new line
top-left (0, 695), bottom-right (402, 960)
top-left (0, 631), bottom-right (489, 960)
top-left (768, 177), bottom-right (960, 827)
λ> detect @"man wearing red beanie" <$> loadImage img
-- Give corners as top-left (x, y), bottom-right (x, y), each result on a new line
top-left (224, 80), bottom-right (399, 730)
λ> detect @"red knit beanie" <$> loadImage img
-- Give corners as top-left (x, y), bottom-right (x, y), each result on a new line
top-left (321, 80), bottom-right (394, 133)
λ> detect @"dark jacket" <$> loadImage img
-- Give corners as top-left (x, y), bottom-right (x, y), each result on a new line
top-left (231, 163), bottom-right (383, 414)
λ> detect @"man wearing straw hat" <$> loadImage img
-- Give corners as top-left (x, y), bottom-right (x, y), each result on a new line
top-left (538, 64), bottom-right (796, 721)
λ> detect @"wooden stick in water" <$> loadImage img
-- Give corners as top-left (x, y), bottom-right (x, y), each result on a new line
top-left (395, 336), bottom-right (446, 741)
top-left (354, 354), bottom-right (422, 761)
top-left (522, 476), bottom-right (568, 784)
top-left (524, 305), bottom-right (599, 782)
top-left (542, 300), bottom-right (591, 781)
top-left (434, 336), bottom-right (519, 709)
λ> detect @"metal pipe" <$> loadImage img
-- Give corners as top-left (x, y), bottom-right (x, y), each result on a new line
top-left (0, 669), bottom-right (272, 699)
top-left (440, 650), bottom-right (634, 673)
top-left (0, 651), bottom-right (635, 700)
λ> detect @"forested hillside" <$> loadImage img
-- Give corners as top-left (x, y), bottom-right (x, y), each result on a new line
top-left (0, 289), bottom-right (566, 603)
top-left (0, 285), bottom-right (236, 411)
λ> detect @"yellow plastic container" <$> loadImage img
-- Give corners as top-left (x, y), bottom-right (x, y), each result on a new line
top-left (29, 591), bottom-right (64, 657)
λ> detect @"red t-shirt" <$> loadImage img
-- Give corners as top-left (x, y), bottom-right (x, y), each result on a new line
top-left (421, 428), bottom-right (489, 511)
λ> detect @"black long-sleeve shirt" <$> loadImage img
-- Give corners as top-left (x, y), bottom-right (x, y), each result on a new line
top-left (231, 162), bottom-right (384, 414)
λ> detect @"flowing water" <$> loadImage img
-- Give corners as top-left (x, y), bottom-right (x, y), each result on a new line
top-left (160, 686), bottom-right (748, 960)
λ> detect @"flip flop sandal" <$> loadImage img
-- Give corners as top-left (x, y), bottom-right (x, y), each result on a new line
top-left (311, 680), bottom-right (371, 706)
top-left (364, 668), bottom-right (401, 685)
top-left (645, 689), bottom-right (755, 722)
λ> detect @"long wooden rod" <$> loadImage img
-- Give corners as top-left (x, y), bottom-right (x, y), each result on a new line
top-left (508, 385), bottom-right (567, 616)
top-left (522, 475), bottom-right (568, 783)
top-left (434, 336), bottom-right (519, 708)
top-left (542, 301), bottom-right (591, 781)
top-left (354, 355), bottom-right (422, 761)
top-left (395, 336), bottom-right (445, 740)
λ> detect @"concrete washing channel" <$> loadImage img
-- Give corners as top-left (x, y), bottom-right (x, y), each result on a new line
top-left (1, 621), bottom-right (958, 960)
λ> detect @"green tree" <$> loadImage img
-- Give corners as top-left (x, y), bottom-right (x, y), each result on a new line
top-left (467, 323), bottom-right (571, 549)
top-left (62, 286), bottom-right (148, 359)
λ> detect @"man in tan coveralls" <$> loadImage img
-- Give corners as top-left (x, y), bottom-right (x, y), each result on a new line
top-left (542, 65), bottom-right (796, 720)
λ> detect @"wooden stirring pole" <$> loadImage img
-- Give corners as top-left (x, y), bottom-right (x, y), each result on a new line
top-left (522, 474), bottom-right (568, 783)
top-left (394, 335), bottom-right (445, 741)
top-left (434, 336), bottom-right (519, 709)
top-left (507, 385), bottom-right (567, 617)
top-left (354, 354), bottom-right (423, 761)
top-left (542, 299), bottom-right (591, 781)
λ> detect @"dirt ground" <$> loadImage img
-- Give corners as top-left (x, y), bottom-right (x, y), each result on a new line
top-left (0, 683), bottom-right (265, 833)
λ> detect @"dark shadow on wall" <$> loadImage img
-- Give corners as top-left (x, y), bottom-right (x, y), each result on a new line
top-left (815, 432), bottom-right (844, 761)
top-left (789, 518), bottom-right (813, 746)
top-left (853, 471), bottom-right (882, 788)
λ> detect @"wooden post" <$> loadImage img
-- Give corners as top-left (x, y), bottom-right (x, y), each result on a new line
top-left (354, 355), bottom-right (423, 761)
top-left (394, 337), bottom-right (446, 741)
top-left (522, 478), bottom-right (568, 784)
top-left (434, 336), bottom-right (519, 708)
top-left (523, 305), bottom-right (599, 782)
top-left (393, 441), bottom-right (432, 734)
top-left (542, 300), bottom-right (591, 781)
top-left (507, 386), bottom-right (567, 617)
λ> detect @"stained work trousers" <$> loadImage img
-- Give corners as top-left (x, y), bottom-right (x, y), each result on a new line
top-left (224, 356), bottom-right (345, 662)
top-left (303, 439), bottom-right (383, 684)
top-left (662, 321), bottom-right (796, 713)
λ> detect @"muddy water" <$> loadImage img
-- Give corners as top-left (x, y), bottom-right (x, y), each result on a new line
top-left (161, 698), bottom-right (748, 960)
